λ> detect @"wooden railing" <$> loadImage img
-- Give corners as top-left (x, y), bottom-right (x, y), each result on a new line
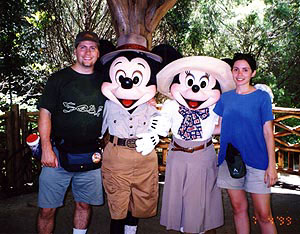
top-left (0, 105), bottom-right (39, 195)
top-left (273, 107), bottom-right (300, 174)
top-left (0, 105), bottom-right (299, 195)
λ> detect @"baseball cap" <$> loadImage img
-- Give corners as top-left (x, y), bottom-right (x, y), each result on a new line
top-left (75, 31), bottom-right (100, 48)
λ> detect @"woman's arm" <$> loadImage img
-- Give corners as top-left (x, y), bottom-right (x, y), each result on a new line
top-left (263, 120), bottom-right (277, 187)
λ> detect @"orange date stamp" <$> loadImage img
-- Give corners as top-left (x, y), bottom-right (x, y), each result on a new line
top-left (252, 216), bottom-right (293, 226)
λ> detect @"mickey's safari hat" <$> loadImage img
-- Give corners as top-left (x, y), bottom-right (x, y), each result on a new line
top-left (157, 56), bottom-right (235, 98)
top-left (100, 33), bottom-right (162, 64)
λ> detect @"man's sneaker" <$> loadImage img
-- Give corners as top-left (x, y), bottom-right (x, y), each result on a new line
top-left (124, 225), bottom-right (137, 234)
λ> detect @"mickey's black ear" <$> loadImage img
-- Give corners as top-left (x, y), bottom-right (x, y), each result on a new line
top-left (99, 39), bottom-right (116, 57)
top-left (151, 44), bottom-right (182, 68)
top-left (95, 39), bottom-right (116, 72)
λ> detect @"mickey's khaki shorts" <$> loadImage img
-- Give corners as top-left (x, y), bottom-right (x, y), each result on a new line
top-left (217, 161), bottom-right (271, 194)
top-left (102, 142), bottom-right (159, 219)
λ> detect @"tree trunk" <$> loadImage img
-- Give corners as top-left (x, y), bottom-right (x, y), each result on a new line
top-left (107, 0), bottom-right (177, 48)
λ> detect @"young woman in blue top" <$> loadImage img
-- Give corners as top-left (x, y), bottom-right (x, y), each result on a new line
top-left (214, 53), bottom-right (278, 234)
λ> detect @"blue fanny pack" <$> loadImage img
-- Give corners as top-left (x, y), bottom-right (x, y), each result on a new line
top-left (58, 151), bottom-right (101, 172)
top-left (28, 136), bottom-right (102, 172)
top-left (27, 135), bottom-right (101, 172)
top-left (53, 137), bottom-right (101, 172)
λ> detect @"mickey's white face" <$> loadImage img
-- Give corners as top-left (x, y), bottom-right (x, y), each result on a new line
top-left (171, 70), bottom-right (221, 109)
top-left (101, 56), bottom-right (156, 110)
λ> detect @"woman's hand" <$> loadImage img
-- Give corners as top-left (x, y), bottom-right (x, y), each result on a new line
top-left (264, 165), bottom-right (278, 187)
top-left (263, 120), bottom-right (277, 187)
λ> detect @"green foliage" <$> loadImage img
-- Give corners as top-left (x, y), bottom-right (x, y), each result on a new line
top-left (154, 0), bottom-right (195, 55)
top-left (1, 0), bottom-right (300, 111)
top-left (0, 0), bottom-right (112, 113)
top-left (0, 0), bottom-right (49, 112)
top-left (260, 0), bottom-right (300, 107)
top-left (41, 0), bottom-right (112, 67)
top-left (25, 11), bottom-right (54, 30)
top-left (156, 0), bottom-right (300, 108)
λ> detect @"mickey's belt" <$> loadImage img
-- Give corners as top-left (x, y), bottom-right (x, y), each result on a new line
top-left (109, 135), bottom-right (137, 148)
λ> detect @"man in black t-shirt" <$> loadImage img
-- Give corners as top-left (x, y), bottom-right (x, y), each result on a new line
top-left (37, 31), bottom-right (106, 234)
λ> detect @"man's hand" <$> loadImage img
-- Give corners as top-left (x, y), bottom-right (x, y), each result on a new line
top-left (136, 132), bottom-right (159, 156)
top-left (38, 108), bottom-right (58, 168)
top-left (41, 146), bottom-right (58, 168)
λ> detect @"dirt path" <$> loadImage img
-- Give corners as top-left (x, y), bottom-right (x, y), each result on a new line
top-left (1, 176), bottom-right (300, 233)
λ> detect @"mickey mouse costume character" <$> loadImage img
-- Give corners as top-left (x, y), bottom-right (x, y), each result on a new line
top-left (100, 33), bottom-right (163, 234)
top-left (151, 56), bottom-right (236, 233)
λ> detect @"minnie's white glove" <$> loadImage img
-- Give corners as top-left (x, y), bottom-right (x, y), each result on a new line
top-left (254, 84), bottom-right (274, 102)
top-left (149, 115), bottom-right (169, 137)
top-left (135, 132), bottom-right (159, 156)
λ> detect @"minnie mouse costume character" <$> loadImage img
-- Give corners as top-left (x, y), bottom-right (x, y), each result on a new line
top-left (151, 56), bottom-right (236, 233)
top-left (100, 33), bottom-right (163, 234)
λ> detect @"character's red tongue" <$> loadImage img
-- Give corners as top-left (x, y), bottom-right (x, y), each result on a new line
top-left (122, 99), bottom-right (134, 107)
top-left (188, 101), bottom-right (199, 108)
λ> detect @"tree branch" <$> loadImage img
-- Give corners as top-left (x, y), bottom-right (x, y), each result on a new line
top-left (130, 0), bottom-right (147, 35)
top-left (145, 0), bottom-right (177, 33)
top-left (107, 0), bottom-right (129, 38)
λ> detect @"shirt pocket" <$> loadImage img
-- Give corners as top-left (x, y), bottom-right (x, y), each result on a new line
top-left (135, 116), bottom-right (149, 135)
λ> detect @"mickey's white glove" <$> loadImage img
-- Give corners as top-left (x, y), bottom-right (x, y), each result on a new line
top-left (136, 132), bottom-right (159, 156)
top-left (254, 84), bottom-right (274, 102)
top-left (149, 115), bottom-right (169, 137)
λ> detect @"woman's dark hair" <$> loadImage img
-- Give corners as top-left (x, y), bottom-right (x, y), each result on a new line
top-left (232, 53), bottom-right (257, 71)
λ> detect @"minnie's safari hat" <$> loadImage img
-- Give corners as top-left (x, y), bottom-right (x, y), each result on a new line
top-left (157, 56), bottom-right (235, 98)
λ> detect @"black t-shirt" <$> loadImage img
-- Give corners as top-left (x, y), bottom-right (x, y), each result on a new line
top-left (39, 67), bottom-right (106, 153)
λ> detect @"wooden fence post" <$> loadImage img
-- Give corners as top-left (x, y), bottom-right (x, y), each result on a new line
top-left (20, 109), bottom-right (28, 146)
top-left (287, 151), bottom-right (293, 172)
top-left (20, 109), bottom-right (34, 183)
top-left (5, 110), bottom-right (14, 188)
top-left (277, 151), bottom-right (284, 170)
top-left (12, 105), bottom-right (23, 190)
top-left (5, 105), bottom-right (23, 191)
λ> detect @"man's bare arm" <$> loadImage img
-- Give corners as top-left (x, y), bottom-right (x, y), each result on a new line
top-left (38, 108), bottom-right (58, 167)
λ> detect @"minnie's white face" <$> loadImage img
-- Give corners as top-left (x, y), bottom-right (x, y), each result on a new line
top-left (171, 70), bottom-right (221, 110)
top-left (101, 56), bottom-right (156, 110)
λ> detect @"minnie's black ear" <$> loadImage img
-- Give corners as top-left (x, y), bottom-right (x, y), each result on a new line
top-left (221, 58), bottom-right (233, 69)
top-left (151, 44), bottom-right (182, 69)
top-left (95, 39), bottom-right (116, 72)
